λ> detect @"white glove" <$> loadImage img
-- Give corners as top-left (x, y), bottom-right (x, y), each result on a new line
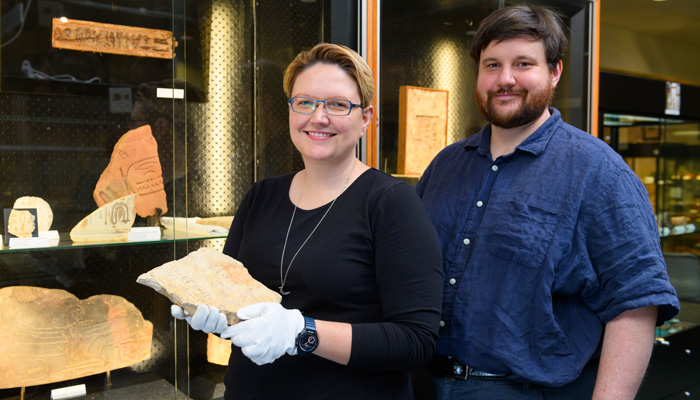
top-left (220, 302), bottom-right (305, 365)
top-left (171, 304), bottom-right (228, 334)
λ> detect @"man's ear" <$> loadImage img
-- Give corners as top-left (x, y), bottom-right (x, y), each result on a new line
top-left (550, 60), bottom-right (563, 87)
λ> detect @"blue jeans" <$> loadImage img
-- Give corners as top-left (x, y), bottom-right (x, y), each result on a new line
top-left (422, 359), bottom-right (598, 400)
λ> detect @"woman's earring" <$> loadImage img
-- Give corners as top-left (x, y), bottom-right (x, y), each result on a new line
top-left (360, 131), bottom-right (365, 137)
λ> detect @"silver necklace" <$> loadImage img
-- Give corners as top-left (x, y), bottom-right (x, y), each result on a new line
top-left (279, 164), bottom-right (355, 295)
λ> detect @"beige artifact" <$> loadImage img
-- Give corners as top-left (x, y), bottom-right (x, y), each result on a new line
top-left (7, 209), bottom-right (36, 238)
top-left (52, 18), bottom-right (178, 59)
top-left (70, 194), bottom-right (137, 243)
top-left (207, 333), bottom-right (231, 366)
top-left (197, 216), bottom-right (234, 229)
top-left (137, 247), bottom-right (281, 325)
top-left (94, 125), bottom-right (168, 218)
top-left (13, 196), bottom-right (53, 231)
top-left (0, 286), bottom-right (153, 389)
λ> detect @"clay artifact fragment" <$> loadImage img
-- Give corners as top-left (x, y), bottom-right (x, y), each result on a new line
top-left (94, 124), bottom-right (168, 218)
top-left (0, 286), bottom-right (153, 389)
top-left (136, 247), bottom-right (281, 325)
top-left (70, 194), bottom-right (137, 243)
top-left (196, 216), bottom-right (234, 229)
top-left (13, 196), bottom-right (53, 231)
top-left (7, 209), bottom-right (36, 238)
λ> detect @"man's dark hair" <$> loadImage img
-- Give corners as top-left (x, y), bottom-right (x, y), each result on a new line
top-left (470, 5), bottom-right (568, 71)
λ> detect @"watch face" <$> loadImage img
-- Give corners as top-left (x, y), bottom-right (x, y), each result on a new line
top-left (297, 331), bottom-right (318, 353)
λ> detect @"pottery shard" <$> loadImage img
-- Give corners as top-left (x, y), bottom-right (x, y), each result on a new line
top-left (94, 124), bottom-right (167, 218)
top-left (70, 194), bottom-right (137, 243)
top-left (0, 286), bottom-right (153, 389)
top-left (137, 247), bottom-right (281, 325)
top-left (13, 196), bottom-right (53, 231)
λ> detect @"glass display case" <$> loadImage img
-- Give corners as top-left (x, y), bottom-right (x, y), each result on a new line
top-left (602, 113), bottom-right (700, 333)
top-left (600, 70), bottom-right (700, 398)
top-left (0, 1), bottom-right (357, 399)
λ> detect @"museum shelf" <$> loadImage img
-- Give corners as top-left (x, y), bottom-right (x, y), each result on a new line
top-left (0, 231), bottom-right (228, 253)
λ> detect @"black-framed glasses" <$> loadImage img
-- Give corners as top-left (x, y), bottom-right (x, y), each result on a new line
top-left (289, 96), bottom-right (362, 116)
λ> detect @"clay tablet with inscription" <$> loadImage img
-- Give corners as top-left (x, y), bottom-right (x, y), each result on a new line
top-left (94, 125), bottom-right (167, 218)
top-left (14, 196), bottom-right (53, 231)
top-left (0, 286), bottom-right (153, 389)
top-left (137, 247), bottom-right (281, 325)
top-left (70, 193), bottom-right (137, 243)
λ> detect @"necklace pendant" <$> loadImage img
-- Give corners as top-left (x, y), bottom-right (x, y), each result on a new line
top-left (279, 286), bottom-right (290, 296)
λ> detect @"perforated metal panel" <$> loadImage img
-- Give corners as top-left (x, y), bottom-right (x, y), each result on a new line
top-left (254, 1), bottom-right (326, 180)
top-left (185, 0), bottom-right (254, 218)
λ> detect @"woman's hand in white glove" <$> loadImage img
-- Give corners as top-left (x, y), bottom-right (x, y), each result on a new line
top-left (221, 302), bottom-right (305, 365)
top-left (171, 304), bottom-right (228, 334)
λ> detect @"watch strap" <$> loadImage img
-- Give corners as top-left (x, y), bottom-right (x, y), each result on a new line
top-left (304, 316), bottom-right (316, 332)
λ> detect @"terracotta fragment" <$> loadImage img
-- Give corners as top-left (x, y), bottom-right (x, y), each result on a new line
top-left (13, 196), bottom-right (53, 231)
top-left (70, 194), bottom-right (137, 243)
top-left (136, 247), bottom-right (281, 325)
top-left (0, 286), bottom-right (153, 389)
top-left (94, 125), bottom-right (168, 218)
top-left (7, 209), bottom-right (36, 238)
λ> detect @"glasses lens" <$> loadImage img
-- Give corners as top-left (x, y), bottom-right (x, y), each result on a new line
top-left (292, 97), bottom-right (316, 113)
top-left (325, 100), bottom-right (352, 116)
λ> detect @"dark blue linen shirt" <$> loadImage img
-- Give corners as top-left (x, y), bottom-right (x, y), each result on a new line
top-left (416, 108), bottom-right (680, 387)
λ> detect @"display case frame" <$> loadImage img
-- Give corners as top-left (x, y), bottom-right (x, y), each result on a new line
top-left (0, 1), bottom-right (360, 399)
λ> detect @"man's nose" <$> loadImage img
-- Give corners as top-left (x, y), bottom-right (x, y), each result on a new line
top-left (497, 66), bottom-right (516, 87)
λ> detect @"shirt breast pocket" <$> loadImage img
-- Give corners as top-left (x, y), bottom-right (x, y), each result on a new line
top-left (484, 201), bottom-right (561, 270)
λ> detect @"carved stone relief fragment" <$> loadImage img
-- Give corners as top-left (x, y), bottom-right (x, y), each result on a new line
top-left (137, 247), bottom-right (281, 325)
top-left (7, 209), bottom-right (36, 238)
top-left (13, 196), bottom-right (53, 231)
top-left (94, 125), bottom-right (168, 218)
top-left (0, 286), bottom-right (153, 389)
top-left (70, 193), bottom-right (137, 243)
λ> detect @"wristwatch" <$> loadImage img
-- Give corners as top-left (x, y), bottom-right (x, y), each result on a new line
top-left (295, 316), bottom-right (319, 355)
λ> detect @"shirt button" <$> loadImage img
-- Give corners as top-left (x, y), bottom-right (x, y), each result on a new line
top-left (492, 165), bottom-right (498, 171)
top-left (439, 320), bottom-right (445, 327)
top-left (463, 238), bottom-right (470, 245)
top-left (476, 201), bottom-right (483, 207)
top-left (449, 278), bottom-right (457, 285)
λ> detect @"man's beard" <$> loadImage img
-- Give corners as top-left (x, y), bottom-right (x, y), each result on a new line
top-left (476, 82), bottom-right (555, 129)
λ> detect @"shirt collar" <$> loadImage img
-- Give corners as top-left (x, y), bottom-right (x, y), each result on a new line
top-left (464, 108), bottom-right (563, 157)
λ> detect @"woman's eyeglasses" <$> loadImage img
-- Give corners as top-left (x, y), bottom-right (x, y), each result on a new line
top-left (288, 96), bottom-right (362, 116)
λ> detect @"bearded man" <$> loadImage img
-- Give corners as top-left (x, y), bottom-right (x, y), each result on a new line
top-left (416, 5), bottom-right (679, 400)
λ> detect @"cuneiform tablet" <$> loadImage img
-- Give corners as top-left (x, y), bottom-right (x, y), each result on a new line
top-left (137, 247), bottom-right (281, 325)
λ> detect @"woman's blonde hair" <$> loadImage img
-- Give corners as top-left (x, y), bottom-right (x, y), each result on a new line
top-left (283, 43), bottom-right (375, 108)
